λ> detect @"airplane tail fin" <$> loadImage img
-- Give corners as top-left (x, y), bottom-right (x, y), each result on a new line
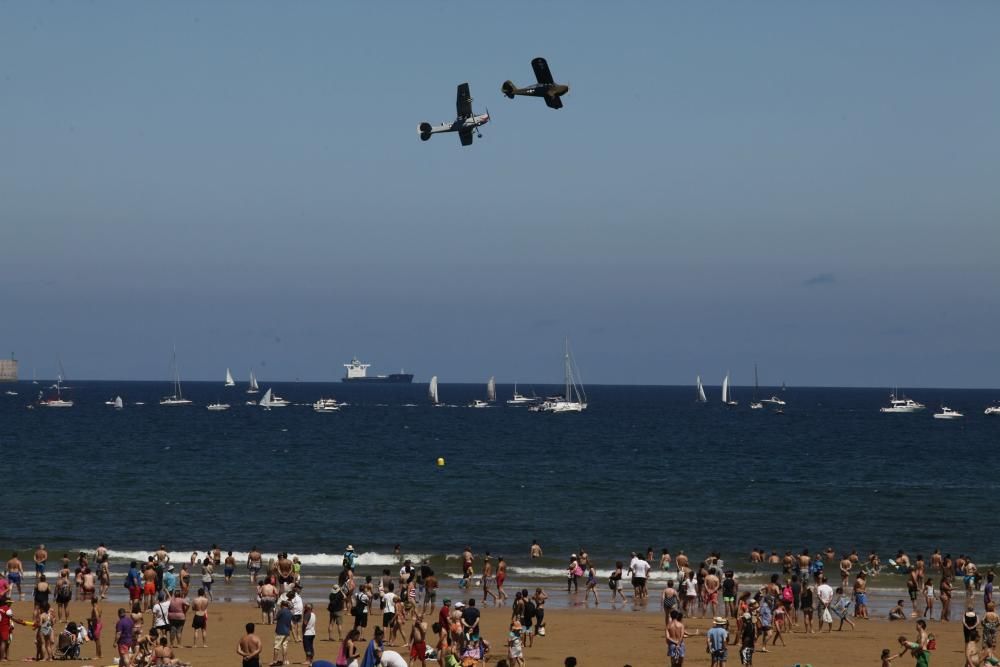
top-left (418, 122), bottom-right (432, 141)
top-left (501, 81), bottom-right (516, 99)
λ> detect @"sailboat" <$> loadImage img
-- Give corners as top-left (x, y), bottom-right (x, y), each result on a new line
top-left (428, 376), bottom-right (440, 405)
top-left (39, 361), bottom-right (73, 407)
top-left (695, 376), bottom-right (707, 403)
top-left (32, 369), bottom-right (38, 385)
top-left (113, 396), bottom-right (123, 410)
top-left (487, 376), bottom-right (496, 402)
top-left (160, 347), bottom-right (193, 405)
top-left (258, 388), bottom-right (273, 410)
top-left (207, 400), bottom-right (231, 411)
top-left (721, 372), bottom-right (738, 407)
top-left (246, 370), bottom-right (259, 394)
top-left (225, 368), bottom-right (236, 387)
top-left (750, 365), bottom-right (763, 409)
top-left (535, 339), bottom-right (587, 413)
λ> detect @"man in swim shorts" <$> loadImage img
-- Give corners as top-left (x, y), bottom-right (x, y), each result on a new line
top-left (5, 553), bottom-right (24, 601)
top-left (666, 609), bottom-right (688, 666)
top-left (247, 546), bottom-right (262, 584)
top-left (34, 545), bottom-right (47, 576)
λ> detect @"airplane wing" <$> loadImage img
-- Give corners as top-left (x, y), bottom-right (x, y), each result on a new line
top-left (456, 83), bottom-right (473, 119)
top-left (544, 95), bottom-right (563, 109)
top-left (459, 128), bottom-right (474, 146)
top-left (531, 57), bottom-right (554, 85)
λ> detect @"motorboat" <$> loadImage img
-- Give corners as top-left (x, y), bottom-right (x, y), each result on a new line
top-left (985, 404), bottom-right (1000, 416)
top-left (207, 402), bottom-right (231, 411)
top-left (469, 399), bottom-right (490, 409)
top-left (880, 390), bottom-right (925, 413)
top-left (313, 398), bottom-right (340, 412)
top-left (933, 406), bottom-right (963, 420)
top-left (507, 384), bottom-right (541, 406)
top-left (762, 396), bottom-right (786, 406)
top-left (4, 390), bottom-right (17, 396)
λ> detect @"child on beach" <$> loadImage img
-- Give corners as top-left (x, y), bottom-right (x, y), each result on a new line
top-left (507, 620), bottom-right (524, 667)
top-left (585, 565), bottom-right (599, 605)
top-left (832, 587), bottom-right (856, 631)
top-left (881, 648), bottom-right (896, 666)
top-left (609, 562), bottom-right (626, 604)
top-left (923, 581), bottom-right (934, 618)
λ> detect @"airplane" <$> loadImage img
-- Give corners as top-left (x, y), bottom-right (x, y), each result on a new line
top-left (501, 57), bottom-right (569, 109)
top-left (418, 83), bottom-right (490, 147)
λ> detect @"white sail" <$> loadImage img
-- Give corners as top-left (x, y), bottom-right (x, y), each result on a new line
top-left (225, 368), bottom-right (235, 387)
top-left (429, 376), bottom-right (439, 404)
top-left (721, 374), bottom-right (729, 404)
top-left (113, 395), bottom-right (123, 409)
top-left (247, 370), bottom-right (259, 394)
top-left (259, 388), bottom-right (273, 408)
top-left (696, 376), bottom-right (707, 403)
top-left (487, 376), bottom-right (496, 402)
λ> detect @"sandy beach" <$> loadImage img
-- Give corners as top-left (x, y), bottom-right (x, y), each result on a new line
top-left (1, 597), bottom-right (970, 666)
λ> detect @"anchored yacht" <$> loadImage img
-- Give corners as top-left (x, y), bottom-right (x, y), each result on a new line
top-left (880, 390), bottom-right (925, 413)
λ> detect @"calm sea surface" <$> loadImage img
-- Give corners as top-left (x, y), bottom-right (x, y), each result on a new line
top-left (2, 381), bottom-right (998, 589)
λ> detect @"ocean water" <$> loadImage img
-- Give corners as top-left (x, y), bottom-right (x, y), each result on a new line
top-left (2, 381), bottom-right (999, 586)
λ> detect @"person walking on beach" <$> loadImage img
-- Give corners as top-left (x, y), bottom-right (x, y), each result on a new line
top-left (167, 588), bottom-right (190, 648)
top-left (238, 622), bottom-right (263, 667)
top-left (683, 571), bottom-right (698, 616)
top-left (567, 555), bottom-right (581, 594)
top-left (89, 597), bottom-right (103, 660)
top-left (273, 599), bottom-right (293, 666)
top-left (114, 607), bottom-right (134, 667)
top-left (610, 562), bottom-right (626, 605)
top-left (329, 583), bottom-right (346, 641)
top-left (248, 547), bottom-right (263, 584)
top-left (800, 582), bottom-right (814, 634)
top-left (662, 580), bottom-right (680, 623)
top-left (5, 553), bottom-right (24, 601)
top-left (482, 556), bottom-right (498, 606)
top-left (629, 552), bottom-right (650, 601)
top-left (907, 568), bottom-right (920, 617)
top-left (302, 603), bottom-right (317, 666)
top-left (33, 545), bottom-right (47, 576)
top-left (854, 572), bottom-right (869, 619)
top-left (585, 564), bottom-right (600, 605)
top-left (704, 569), bottom-right (721, 619)
top-left (706, 616), bottom-right (728, 667)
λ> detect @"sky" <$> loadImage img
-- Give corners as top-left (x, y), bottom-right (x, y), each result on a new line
top-left (1, 2), bottom-right (998, 387)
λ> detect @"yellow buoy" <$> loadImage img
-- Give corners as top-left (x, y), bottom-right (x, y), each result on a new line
top-left (436, 457), bottom-right (445, 467)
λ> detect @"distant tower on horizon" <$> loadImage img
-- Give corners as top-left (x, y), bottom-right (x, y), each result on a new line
top-left (0, 353), bottom-right (18, 382)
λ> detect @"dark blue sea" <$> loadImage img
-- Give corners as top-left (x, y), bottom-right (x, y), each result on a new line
top-left (1, 381), bottom-right (998, 603)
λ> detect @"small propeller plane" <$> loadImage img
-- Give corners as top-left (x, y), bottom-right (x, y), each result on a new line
top-left (501, 57), bottom-right (569, 109)
top-left (418, 83), bottom-right (490, 147)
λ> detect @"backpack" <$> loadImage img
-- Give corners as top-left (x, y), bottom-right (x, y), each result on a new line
top-left (781, 585), bottom-right (793, 603)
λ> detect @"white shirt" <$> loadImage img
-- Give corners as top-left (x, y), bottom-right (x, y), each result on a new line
top-left (685, 579), bottom-right (698, 597)
top-left (152, 600), bottom-right (170, 628)
top-left (303, 611), bottom-right (316, 636)
top-left (380, 650), bottom-right (408, 667)
top-left (291, 594), bottom-right (304, 616)
top-left (631, 559), bottom-right (651, 578)
top-left (382, 591), bottom-right (397, 611)
top-left (817, 583), bottom-right (834, 605)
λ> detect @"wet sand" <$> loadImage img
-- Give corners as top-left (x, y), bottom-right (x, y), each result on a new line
top-left (1, 598), bottom-right (970, 666)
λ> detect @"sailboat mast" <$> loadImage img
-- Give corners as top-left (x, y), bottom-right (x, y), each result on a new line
top-left (564, 339), bottom-right (571, 400)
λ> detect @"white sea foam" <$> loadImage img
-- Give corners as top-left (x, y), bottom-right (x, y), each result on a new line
top-left (98, 548), bottom-right (430, 568)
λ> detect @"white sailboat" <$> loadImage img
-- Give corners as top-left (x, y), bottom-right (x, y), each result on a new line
top-left (487, 376), bottom-right (496, 402)
top-left (429, 376), bottom-right (440, 405)
top-left (536, 339), bottom-right (587, 413)
top-left (750, 365), bottom-right (763, 409)
top-left (721, 372), bottom-right (738, 407)
top-left (225, 368), bottom-right (236, 387)
top-left (695, 376), bottom-right (707, 403)
top-left (160, 347), bottom-right (193, 406)
top-left (246, 370), bottom-right (259, 394)
top-left (39, 362), bottom-right (73, 407)
top-left (258, 388), bottom-right (274, 410)
top-left (114, 396), bottom-right (123, 410)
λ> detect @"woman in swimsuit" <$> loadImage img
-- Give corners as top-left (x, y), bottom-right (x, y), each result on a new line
top-left (585, 565), bottom-right (599, 605)
top-left (38, 603), bottom-right (55, 661)
top-left (32, 574), bottom-right (50, 614)
top-left (496, 558), bottom-right (508, 605)
top-left (90, 597), bottom-right (103, 660)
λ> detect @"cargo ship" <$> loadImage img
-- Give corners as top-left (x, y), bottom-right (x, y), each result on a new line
top-left (342, 357), bottom-right (414, 383)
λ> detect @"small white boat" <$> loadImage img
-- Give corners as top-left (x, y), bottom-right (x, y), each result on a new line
top-left (4, 390), bottom-right (17, 396)
top-left (246, 370), bottom-right (259, 394)
top-left (134, 401), bottom-right (145, 406)
top-left (985, 404), bottom-right (1000, 416)
top-left (880, 389), bottom-right (925, 413)
top-left (762, 396), bottom-right (787, 406)
top-left (721, 372), bottom-right (738, 407)
top-left (313, 398), bottom-right (340, 412)
top-left (429, 376), bottom-right (440, 405)
top-left (507, 384), bottom-right (540, 406)
top-left (469, 399), bottom-right (490, 409)
top-left (695, 376), bottom-right (707, 403)
top-left (270, 392), bottom-right (291, 407)
top-left (207, 402), bottom-right (231, 411)
top-left (225, 368), bottom-right (236, 387)
top-left (933, 406), bottom-right (963, 420)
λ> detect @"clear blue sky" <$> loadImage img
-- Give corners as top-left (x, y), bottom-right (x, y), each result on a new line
top-left (1, 2), bottom-right (997, 387)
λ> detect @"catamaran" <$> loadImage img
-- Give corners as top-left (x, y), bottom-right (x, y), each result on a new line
top-left (721, 372), bottom-right (738, 407)
top-left (695, 376), bottom-right (707, 403)
top-left (429, 376), bottom-right (440, 405)
top-left (535, 339), bottom-right (587, 413)
top-left (160, 347), bottom-right (193, 405)
top-left (750, 365), bottom-right (763, 409)
top-left (246, 370), bottom-right (259, 394)
top-left (225, 368), bottom-right (236, 387)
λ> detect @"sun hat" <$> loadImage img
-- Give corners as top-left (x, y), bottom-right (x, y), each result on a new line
top-left (713, 616), bottom-right (727, 626)
top-left (742, 612), bottom-right (752, 621)
top-left (455, 602), bottom-right (465, 609)
top-left (346, 545), bottom-right (354, 551)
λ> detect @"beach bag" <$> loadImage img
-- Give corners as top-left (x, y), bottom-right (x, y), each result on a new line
top-left (537, 626), bottom-right (545, 636)
top-left (608, 578), bottom-right (616, 590)
top-left (781, 585), bottom-right (793, 603)
top-left (822, 608), bottom-right (833, 624)
top-left (572, 565), bottom-right (583, 577)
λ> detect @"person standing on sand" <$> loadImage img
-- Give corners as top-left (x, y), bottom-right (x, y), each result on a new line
top-left (530, 541), bottom-right (542, 559)
top-left (610, 562), bottom-right (626, 605)
top-left (6, 553), bottom-right (24, 601)
top-left (482, 555), bottom-right (498, 606)
top-left (302, 603), bottom-right (317, 666)
top-left (907, 568), bottom-right (920, 617)
top-left (738, 611), bottom-right (756, 666)
top-left (706, 616), bottom-right (728, 667)
top-left (704, 569), bottom-right (721, 619)
top-left (114, 607), bottom-right (134, 667)
top-left (192, 587), bottom-right (210, 648)
top-left (666, 609), bottom-right (693, 667)
top-left (167, 588), bottom-right (190, 648)
top-left (853, 572), bottom-right (869, 619)
top-left (248, 547), bottom-right (263, 584)
top-left (33, 545), bottom-right (47, 576)
top-left (496, 557), bottom-right (508, 605)
top-left (274, 599), bottom-right (293, 666)
top-left (661, 580), bottom-right (679, 623)
top-left (940, 576), bottom-right (953, 622)
top-left (260, 578), bottom-right (278, 625)
top-left (89, 597), bottom-right (103, 660)
top-left (238, 622), bottom-right (263, 667)
top-left (630, 552), bottom-right (650, 601)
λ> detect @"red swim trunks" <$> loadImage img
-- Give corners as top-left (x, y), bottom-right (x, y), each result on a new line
top-left (410, 641), bottom-right (427, 659)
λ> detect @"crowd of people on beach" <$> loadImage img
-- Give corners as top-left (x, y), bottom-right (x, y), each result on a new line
top-left (2, 541), bottom-right (1000, 666)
